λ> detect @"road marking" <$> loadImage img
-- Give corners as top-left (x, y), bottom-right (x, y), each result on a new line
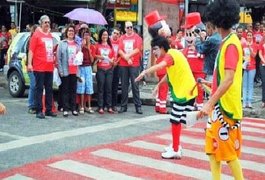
top-left (0, 132), bottom-right (25, 139)
top-left (126, 140), bottom-right (265, 173)
top-left (242, 121), bottom-right (265, 128)
top-left (48, 159), bottom-right (141, 180)
top-left (0, 114), bottom-right (169, 152)
top-left (185, 128), bottom-right (265, 143)
top-left (244, 117), bottom-right (265, 122)
top-left (158, 134), bottom-right (265, 157)
top-left (91, 149), bottom-right (233, 179)
top-left (0, 99), bottom-right (27, 103)
top-left (3, 174), bottom-right (34, 180)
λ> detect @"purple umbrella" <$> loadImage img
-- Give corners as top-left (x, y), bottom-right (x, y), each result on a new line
top-left (64, 8), bottom-right (107, 25)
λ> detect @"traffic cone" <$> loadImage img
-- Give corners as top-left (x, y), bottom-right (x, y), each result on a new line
top-left (42, 89), bottom-right (57, 113)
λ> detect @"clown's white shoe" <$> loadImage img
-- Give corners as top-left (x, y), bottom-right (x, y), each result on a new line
top-left (161, 147), bottom-right (182, 159)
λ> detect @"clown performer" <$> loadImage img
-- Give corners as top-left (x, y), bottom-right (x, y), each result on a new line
top-left (136, 12), bottom-right (198, 158)
top-left (182, 13), bottom-right (205, 110)
top-left (145, 10), bottom-right (172, 114)
top-left (197, 0), bottom-right (244, 179)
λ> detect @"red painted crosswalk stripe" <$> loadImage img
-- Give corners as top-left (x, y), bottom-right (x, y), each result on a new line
top-left (0, 118), bottom-right (264, 179)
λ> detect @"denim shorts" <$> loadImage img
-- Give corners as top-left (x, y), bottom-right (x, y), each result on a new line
top-left (76, 66), bottom-right (94, 95)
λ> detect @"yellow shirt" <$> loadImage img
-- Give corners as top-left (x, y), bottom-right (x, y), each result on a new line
top-left (216, 33), bottom-right (243, 120)
top-left (166, 49), bottom-right (197, 104)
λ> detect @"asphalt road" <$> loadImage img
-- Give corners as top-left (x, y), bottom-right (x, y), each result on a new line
top-left (0, 86), bottom-right (169, 171)
top-left (0, 87), bottom-right (265, 179)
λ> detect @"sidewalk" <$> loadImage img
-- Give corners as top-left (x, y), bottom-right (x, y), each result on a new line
top-left (138, 81), bottom-right (265, 118)
top-left (1, 72), bottom-right (264, 118)
top-left (0, 72), bottom-right (6, 89)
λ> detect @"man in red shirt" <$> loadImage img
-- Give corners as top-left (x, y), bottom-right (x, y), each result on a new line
top-left (28, 15), bottom-right (57, 119)
top-left (118, 21), bottom-right (143, 114)
top-left (110, 27), bottom-right (121, 111)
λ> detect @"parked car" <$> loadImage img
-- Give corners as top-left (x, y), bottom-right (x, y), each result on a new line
top-left (4, 32), bottom-right (61, 97)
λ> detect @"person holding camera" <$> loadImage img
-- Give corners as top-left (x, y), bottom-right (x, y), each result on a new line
top-left (195, 22), bottom-right (222, 82)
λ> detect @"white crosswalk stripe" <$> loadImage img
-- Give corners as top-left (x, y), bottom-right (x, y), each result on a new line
top-left (126, 140), bottom-right (265, 173)
top-left (1, 118), bottom-right (265, 179)
top-left (3, 174), bottom-right (35, 180)
top-left (48, 160), bottom-right (141, 180)
top-left (158, 134), bottom-right (265, 156)
top-left (91, 149), bottom-right (233, 179)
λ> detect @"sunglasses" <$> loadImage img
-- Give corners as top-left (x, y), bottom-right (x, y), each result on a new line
top-left (126, 26), bottom-right (133, 29)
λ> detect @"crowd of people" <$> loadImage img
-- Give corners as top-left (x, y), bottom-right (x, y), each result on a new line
top-left (0, 11), bottom-right (264, 118)
top-left (24, 14), bottom-right (144, 119)
top-left (0, 1), bottom-right (264, 179)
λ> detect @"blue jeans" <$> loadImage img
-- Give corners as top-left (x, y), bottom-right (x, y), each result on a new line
top-left (28, 71), bottom-right (36, 109)
top-left (243, 69), bottom-right (256, 105)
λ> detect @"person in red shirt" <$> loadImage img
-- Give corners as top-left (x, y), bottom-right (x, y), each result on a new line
top-left (57, 25), bottom-right (79, 117)
top-left (0, 25), bottom-right (11, 71)
top-left (118, 21), bottom-right (143, 114)
top-left (253, 22), bottom-right (263, 44)
top-left (258, 30), bottom-right (265, 108)
top-left (94, 29), bottom-right (115, 114)
top-left (242, 31), bottom-right (258, 108)
top-left (110, 27), bottom-right (121, 111)
top-left (28, 15), bottom-right (56, 119)
top-left (171, 29), bottom-right (185, 50)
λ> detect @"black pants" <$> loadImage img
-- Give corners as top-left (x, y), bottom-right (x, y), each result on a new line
top-left (0, 48), bottom-right (7, 69)
top-left (96, 68), bottom-right (113, 108)
top-left (260, 64), bottom-right (265, 103)
top-left (34, 71), bottom-right (53, 114)
top-left (112, 66), bottom-right (120, 107)
top-left (120, 66), bottom-right (141, 108)
top-left (61, 74), bottom-right (77, 111)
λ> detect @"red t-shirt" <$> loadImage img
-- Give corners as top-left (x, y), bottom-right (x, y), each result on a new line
top-left (82, 45), bottom-right (95, 66)
top-left (183, 47), bottom-right (204, 73)
top-left (111, 38), bottom-right (120, 59)
top-left (212, 44), bottom-right (239, 94)
top-left (95, 43), bottom-right (114, 70)
top-left (29, 30), bottom-right (54, 72)
top-left (67, 41), bottom-right (78, 74)
top-left (156, 56), bottom-right (167, 76)
top-left (0, 32), bottom-right (11, 49)
top-left (162, 54), bottom-right (174, 67)
top-left (119, 33), bottom-right (142, 67)
top-left (242, 42), bottom-right (258, 70)
top-left (253, 31), bottom-right (263, 44)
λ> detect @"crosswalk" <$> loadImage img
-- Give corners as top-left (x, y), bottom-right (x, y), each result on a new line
top-left (0, 117), bottom-right (264, 180)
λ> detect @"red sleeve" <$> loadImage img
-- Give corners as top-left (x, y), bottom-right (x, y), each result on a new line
top-left (224, 44), bottom-right (239, 70)
top-left (29, 32), bottom-right (37, 52)
top-left (136, 35), bottom-right (143, 50)
top-left (90, 45), bottom-right (96, 57)
top-left (94, 44), bottom-right (100, 56)
top-left (163, 54), bottom-right (174, 67)
top-left (109, 46), bottom-right (115, 58)
top-left (118, 36), bottom-right (124, 51)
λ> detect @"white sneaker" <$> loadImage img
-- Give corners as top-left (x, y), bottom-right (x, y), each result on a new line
top-left (164, 144), bottom-right (182, 153)
top-left (161, 148), bottom-right (182, 159)
top-left (164, 143), bottom-right (173, 152)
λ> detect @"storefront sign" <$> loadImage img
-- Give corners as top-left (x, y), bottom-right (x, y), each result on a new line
top-left (115, 10), bottom-right (137, 22)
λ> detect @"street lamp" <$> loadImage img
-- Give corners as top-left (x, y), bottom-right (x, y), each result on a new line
top-left (6, 0), bottom-right (25, 31)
